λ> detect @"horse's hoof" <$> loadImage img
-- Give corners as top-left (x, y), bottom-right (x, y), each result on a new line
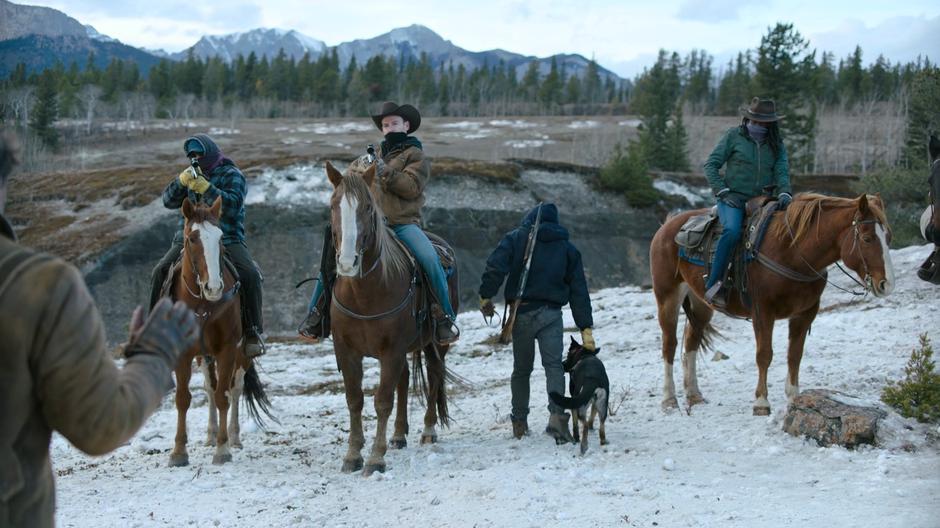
top-left (212, 453), bottom-right (232, 465)
top-left (362, 463), bottom-right (386, 476)
top-left (752, 406), bottom-right (771, 416)
top-left (580, 443), bottom-right (589, 456)
top-left (230, 441), bottom-right (243, 449)
top-left (420, 433), bottom-right (438, 445)
top-left (389, 438), bottom-right (407, 450)
top-left (687, 394), bottom-right (708, 406)
top-left (341, 458), bottom-right (364, 473)
top-left (661, 397), bottom-right (679, 411)
top-left (167, 454), bottom-right (189, 467)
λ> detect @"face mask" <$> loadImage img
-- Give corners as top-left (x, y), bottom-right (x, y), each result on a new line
top-left (746, 123), bottom-right (768, 141)
top-left (384, 131), bottom-right (408, 144)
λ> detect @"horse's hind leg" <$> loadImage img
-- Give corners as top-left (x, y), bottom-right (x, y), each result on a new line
top-left (201, 359), bottom-right (218, 446)
top-left (211, 348), bottom-right (236, 464)
top-left (389, 362), bottom-right (409, 450)
top-left (786, 302), bottom-right (819, 403)
top-left (229, 363), bottom-right (246, 449)
top-left (169, 355), bottom-right (194, 467)
top-left (364, 354), bottom-right (406, 476)
top-left (682, 293), bottom-right (713, 406)
top-left (337, 352), bottom-right (365, 473)
top-left (421, 344), bottom-right (447, 444)
top-left (654, 282), bottom-right (684, 410)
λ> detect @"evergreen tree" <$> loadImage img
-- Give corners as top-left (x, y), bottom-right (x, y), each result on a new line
top-left (901, 66), bottom-right (940, 168)
top-left (752, 23), bottom-right (818, 171)
top-left (30, 69), bottom-right (59, 148)
top-left (632, 50), bottom-right (689, 171)
top-left (538, 57), bottom-right (562, 108)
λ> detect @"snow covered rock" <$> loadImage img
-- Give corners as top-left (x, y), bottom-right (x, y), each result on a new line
top-left (782, 389), bottom-right (887, 448)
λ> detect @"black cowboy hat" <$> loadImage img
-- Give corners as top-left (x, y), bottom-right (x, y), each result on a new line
top-left (740, 97), bottom-right (784, 122)
top-left (371, 101), bottom-right (421, 133)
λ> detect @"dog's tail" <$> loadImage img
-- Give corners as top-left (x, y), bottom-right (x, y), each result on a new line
top-left (550, 382), bottom-right (601, 409)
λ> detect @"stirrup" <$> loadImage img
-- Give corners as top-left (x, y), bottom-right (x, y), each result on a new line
top-left (433, 315), bottom-right (460, 345)
top-left (298, 308), bottom-right (324, 342)
top-left (245, 330), bottom-right (266, 358)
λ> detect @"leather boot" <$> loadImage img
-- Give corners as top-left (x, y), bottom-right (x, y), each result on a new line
top-left (245, 331), bottom-right (266, 358)
top-left (298, 307), bottom-right (324, 342)
top-left (430, 304), bottom-right (459, 345)
top-left (511, 415), bottom-right (528, 439)
top-left (545, 413), bottom-right (575, 445)
top-left (704, 281), bottom-right (727, 308)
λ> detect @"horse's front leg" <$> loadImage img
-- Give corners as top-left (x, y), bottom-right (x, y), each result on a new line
top-left (364, 354), bottom-right (406, 476)
top-left (169, 353), bottom-right (194, 467)
top-left (212, 349), bottom-right (236, 464)
top-left (786, 303), bottom-right (819, 403)
top-left (337, 352), bottom-right (365, 473)
top-left (752, 314), bottom-right (775, 416)
top-left (201, 359), bottom-right (218, 446)
top-left (229, 363), bottom-right (246, 449)
top-left (389, 360), bottom-right (409, 450)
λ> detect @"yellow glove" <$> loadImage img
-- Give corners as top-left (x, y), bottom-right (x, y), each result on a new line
top-left (178, 167), bottom-right (197, 187)
top-left (581, 328), bottom-right (596, 351)
top-left (480, 297), bottom-right (495, 317)
top-left (190, 174), bottom-right (210, 193)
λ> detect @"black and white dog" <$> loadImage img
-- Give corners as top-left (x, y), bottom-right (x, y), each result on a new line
top-left (550, 337), bottom-right (610, 454)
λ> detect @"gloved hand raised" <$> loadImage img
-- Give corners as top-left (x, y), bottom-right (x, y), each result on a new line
top-left (479, 297), bottom-right (495, 317)
top-left (124, 298), bottom-right (200, 370)
top-left (178, 167), bottom-right (197, 188)
top-left (178, 167), bottom-right (210, 193)
top-left (580, 327), bottom-right (596, 352)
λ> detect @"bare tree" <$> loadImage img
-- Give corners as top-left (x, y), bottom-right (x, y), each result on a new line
top-left (80, 84), bottom-right (102, 135)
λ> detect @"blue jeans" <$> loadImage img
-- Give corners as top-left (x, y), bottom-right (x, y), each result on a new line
top-left (393, 224), bottom-right (455, 318)
top-left (307, 224), bottom-right (455, 318)
top-left (705, 201), bottom-right (745, 290)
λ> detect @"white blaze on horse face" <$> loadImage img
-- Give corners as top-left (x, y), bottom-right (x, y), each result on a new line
top-left (194, 222), bottom-right (224, 300)
top-left (875, 224), bottom-right (895, 296)
top-left (337, 194), bottom-right (360, 276)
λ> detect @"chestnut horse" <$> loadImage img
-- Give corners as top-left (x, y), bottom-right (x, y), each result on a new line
top-left (650, 193), bottom-right (895, 415)
top-left (169, 197), bottom-right (273, 466)
top-left (326, 162), bottom-right (459, 476)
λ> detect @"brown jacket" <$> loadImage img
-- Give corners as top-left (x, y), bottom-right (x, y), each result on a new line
top-left (0, 213), bottom-right (171, 528)
top-left (372, 144), bottom-right (430, 225)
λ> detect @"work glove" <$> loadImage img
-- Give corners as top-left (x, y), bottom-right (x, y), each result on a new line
top-left (189, 174), bottom-right (210, 193)
top-left (580, 327), bottom-right (596, 352)
top-left (480, 297), bottom-right (495, 317)
top-left (776, 192), bottom-right (792, 211)
top-left (716, 188), bottom-right (744, 209)
top-left (178, 167), bottom-right (197, 188)
top-left (124, 298), bottom-right (200, 370)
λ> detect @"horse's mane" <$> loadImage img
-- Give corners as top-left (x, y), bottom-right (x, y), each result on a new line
top-left (339, 170), bottom-right (411, 283)
top-left (772, 193), bottom-right (889, 246)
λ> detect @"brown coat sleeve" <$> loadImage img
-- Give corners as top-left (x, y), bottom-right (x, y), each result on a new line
top-left (382, 147), bottom-right (429, 200)
top-left (31, 261), bottom-right (171, 456)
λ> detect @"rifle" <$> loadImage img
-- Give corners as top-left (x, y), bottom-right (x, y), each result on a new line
top-left (189, 157), bottom-right (203, 200)
top-left (499, 202), bottom-right (543, 344)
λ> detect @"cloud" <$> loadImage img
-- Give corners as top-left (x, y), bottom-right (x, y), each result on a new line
top-left (676, 0), bottom-right (743, 23)
top-left (809, 15), bottom-right (939, 64)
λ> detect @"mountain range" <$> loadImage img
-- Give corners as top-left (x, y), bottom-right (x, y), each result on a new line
top-left (0, 0), bottom-right (621, 82)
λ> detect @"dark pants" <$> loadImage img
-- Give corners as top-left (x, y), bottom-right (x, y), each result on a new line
top-left (706, 201), bottom-right (745, 290)
top-left (149, 240), bottom-right (264, 335)
top-left (510, 305), bottom-right (565, 419)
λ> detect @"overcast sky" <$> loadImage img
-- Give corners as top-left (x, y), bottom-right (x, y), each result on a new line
top-left (20, 0), bottom-right (940, 77)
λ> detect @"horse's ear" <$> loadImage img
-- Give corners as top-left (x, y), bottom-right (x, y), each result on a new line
top-left (929, 134), bottom-right (940, 161)
top-left (326, 161), bottom-right (343, 187)
top-left (181, 198), bottom-right (194, 220)
top-left (858, 194), bottom-right (870, 215)
top-left (209, 196), bottom-right (222, 219)
top-left (362, 164), bottom-right (376, 187)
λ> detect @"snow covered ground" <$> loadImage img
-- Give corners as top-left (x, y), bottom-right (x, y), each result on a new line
top-left (53, 245), bottom-right (939, 527)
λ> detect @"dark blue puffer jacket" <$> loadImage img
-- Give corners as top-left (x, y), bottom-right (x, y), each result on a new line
top-left (479, 203), bottom-right (593, 329)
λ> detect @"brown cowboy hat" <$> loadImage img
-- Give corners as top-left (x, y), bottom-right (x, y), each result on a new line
top-left (740, 97), bottom-right (784, 122)
top-left (371, 101), bottom-right (421, 133)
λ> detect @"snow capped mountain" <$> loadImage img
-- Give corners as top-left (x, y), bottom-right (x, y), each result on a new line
top-left (84, 24), bottom-right (118, 43)
top-left (173, 28), bottom-right (326, 62)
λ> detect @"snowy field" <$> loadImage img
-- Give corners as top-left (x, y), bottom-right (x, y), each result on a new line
top-left (53, 245), bottom-right (940, 527)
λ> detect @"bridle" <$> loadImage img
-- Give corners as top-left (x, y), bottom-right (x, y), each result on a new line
top-left (182, 227), bottom-right (240, 321)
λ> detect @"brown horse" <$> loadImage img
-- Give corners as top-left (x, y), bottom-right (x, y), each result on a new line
top-left (650, 193), bottom-right (895, 415)
top-left (325, 162), bottom-right (458, 476)
top-left (168, 197), bottom-right (273, 466)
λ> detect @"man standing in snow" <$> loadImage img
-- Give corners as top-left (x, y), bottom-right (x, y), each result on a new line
top-left (479, 203), bottom-right (595, 443)
top-left (0, 132), bottom-right (200, 527)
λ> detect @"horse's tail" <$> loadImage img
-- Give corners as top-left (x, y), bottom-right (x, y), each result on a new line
top-left (681, 293), bottom-right (721, 353)
top-left (411, 343), bottom-right (469, 428)
top-left (243, 362), bottom-right (278, 429)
